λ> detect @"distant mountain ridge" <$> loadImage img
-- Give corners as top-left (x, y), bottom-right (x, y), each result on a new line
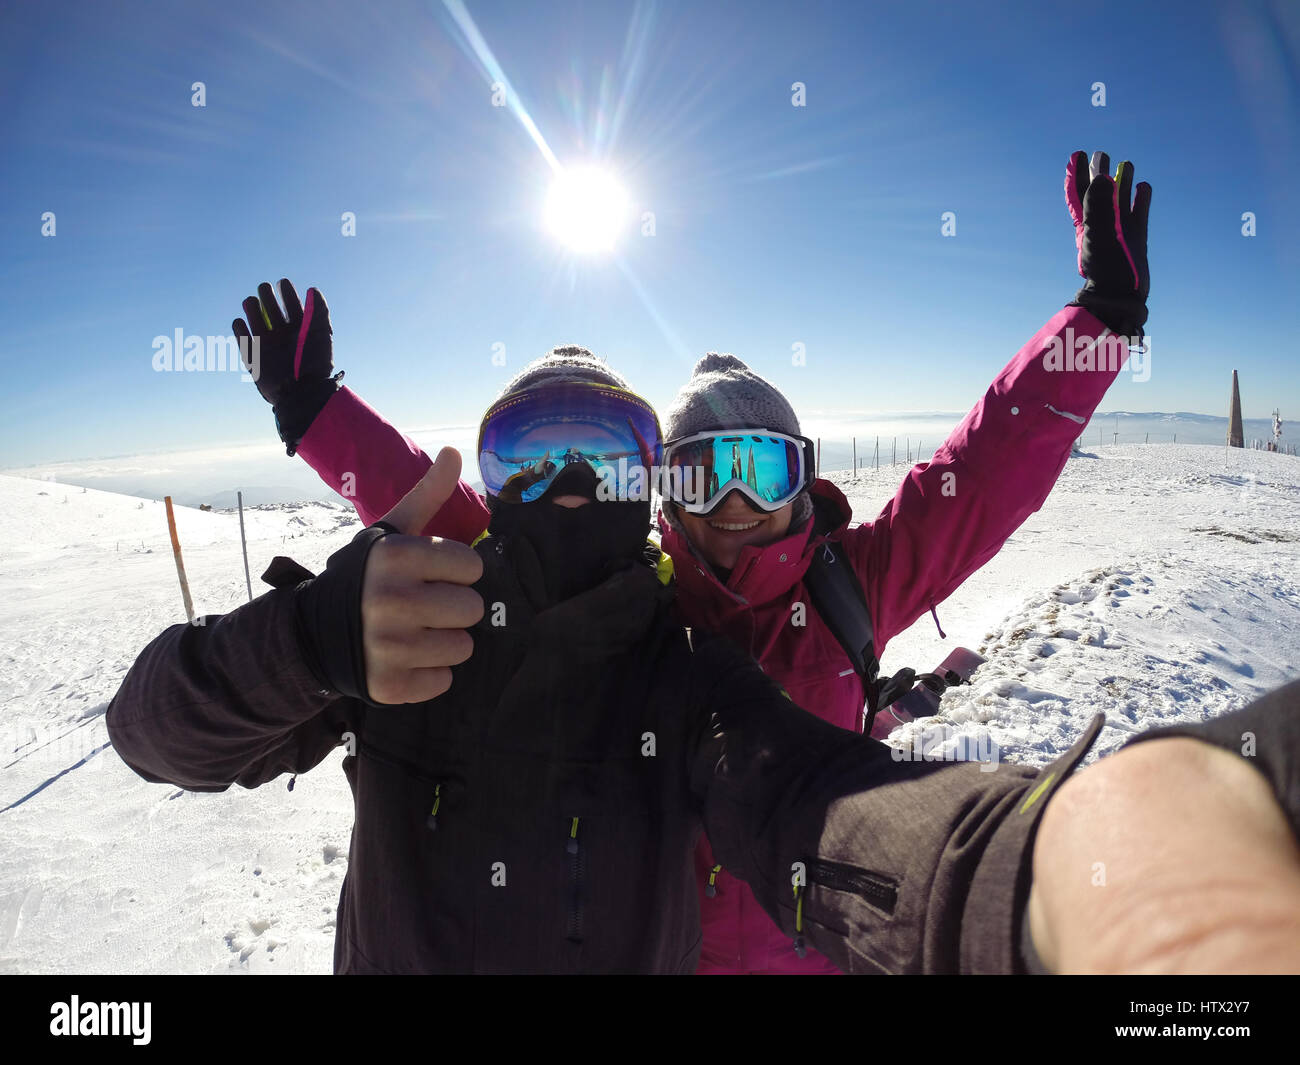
top-left (1099, 411), bottom-right (1275, 424)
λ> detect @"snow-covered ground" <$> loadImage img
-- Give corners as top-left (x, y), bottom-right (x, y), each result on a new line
top-left (1, 443), bottom-right (1298, 974)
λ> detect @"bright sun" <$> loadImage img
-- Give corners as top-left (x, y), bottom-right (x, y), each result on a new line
top-left (544, 166), bottom-right (631, 254)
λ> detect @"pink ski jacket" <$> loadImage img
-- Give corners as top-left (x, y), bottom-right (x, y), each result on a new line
top-left (294, 304), bottom-right (1127, 974)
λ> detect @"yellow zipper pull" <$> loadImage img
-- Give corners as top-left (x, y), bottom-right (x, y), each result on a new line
top-left (792, 883), bottom-right (807, 958)
top-left (426, 783), bottom-right (442, 832)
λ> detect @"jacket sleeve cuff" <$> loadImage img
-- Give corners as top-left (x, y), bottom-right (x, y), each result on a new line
top-left (274, 376), bottom-right (342, 456)
top-left (296, 386), bottom-right (490, 540)
top-left (1068, 289), bottom-right (1147, 340)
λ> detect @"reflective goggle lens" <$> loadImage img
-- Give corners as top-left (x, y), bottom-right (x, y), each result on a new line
top-left (478, 383), bottom-right (663, 503)
top-left (662, 431), bottom-right (810, 513)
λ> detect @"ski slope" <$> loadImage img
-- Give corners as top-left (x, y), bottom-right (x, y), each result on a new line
top-left (1, 443), bottom-right (1298, 974)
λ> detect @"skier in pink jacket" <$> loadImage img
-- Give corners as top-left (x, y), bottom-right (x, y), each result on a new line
top-left (233, 149), bottom-right (1151, 974)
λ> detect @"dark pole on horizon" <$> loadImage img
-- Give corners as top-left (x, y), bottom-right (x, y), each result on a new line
top-left (1227, 369), bottom-right (1245, 448)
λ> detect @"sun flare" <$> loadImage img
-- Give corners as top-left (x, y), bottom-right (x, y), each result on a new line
top-left (543, 166), bottom-right (631, 254)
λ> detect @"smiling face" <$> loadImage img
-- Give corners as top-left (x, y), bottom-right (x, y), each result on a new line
top-left (675, 490), bottom-right (794, 572)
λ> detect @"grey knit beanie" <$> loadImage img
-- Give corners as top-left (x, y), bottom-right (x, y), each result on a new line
top-left (497, 345), bottom-right (628, 398)
top-left (663, 352), bottom-right (800, 441)
top-left (661, 352), bottom-right (814, 531)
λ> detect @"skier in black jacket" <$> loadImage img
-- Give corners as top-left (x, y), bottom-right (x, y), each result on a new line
top-left (106, 351), bottom-right (1300, 974)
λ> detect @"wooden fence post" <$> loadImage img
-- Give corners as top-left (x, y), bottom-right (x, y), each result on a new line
top-left (164, 496), bottom-right (196, 624)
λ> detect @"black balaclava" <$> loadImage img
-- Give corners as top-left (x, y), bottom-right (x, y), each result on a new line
top-left (486, 463), bottom-right (653, 606)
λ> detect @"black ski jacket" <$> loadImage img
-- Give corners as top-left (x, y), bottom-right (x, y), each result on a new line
top-left (106, 527), bottom-right (1098, 973)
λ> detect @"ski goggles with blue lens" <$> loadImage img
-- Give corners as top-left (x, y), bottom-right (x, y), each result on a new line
top-left (477, 382), bottom-right (664, 504)
top-left (660, 429), bottom-right (815, 515)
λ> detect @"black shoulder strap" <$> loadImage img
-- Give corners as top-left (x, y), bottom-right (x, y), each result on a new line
top-left (804, 540), bottom-right (964, 735)
top-left (802, 540), bottom-right (888, 734)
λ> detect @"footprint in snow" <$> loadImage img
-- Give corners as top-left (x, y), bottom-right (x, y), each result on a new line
top-left (223, 916), bottom-right (277, 964)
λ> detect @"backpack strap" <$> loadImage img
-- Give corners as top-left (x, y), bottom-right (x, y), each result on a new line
top-left (801, 539), bottom-right (890, 734)
top-left (804, 539), bottom-right (960, 736)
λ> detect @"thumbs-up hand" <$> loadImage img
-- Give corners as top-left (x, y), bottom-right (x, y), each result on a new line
top-left (360, 447), bottom-right (486, 705)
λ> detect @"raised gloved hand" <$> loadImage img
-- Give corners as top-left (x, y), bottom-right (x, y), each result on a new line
top-left (232, 279), bottom-right (342, 456)
top-left (1065, 150), bottom-right (1151, 339)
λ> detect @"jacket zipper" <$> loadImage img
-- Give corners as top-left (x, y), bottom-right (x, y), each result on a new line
top-left (359, 743), bottom-right (441, 785)
top-left (354, 744), bottom-right (445, 833)
top-left (565, 817), bottom-right (585, 944)
top-left (805, 858), bottom-right (898, 915)
top-left (792, 883), bottom-right (807, 958)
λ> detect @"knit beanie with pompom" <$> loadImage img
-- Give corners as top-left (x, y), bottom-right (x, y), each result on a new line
top-left (495, 345), bottom-right (628, 398)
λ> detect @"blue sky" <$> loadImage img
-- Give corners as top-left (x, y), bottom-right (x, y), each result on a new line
top-left (1, 0), bottom-right (1297, 469)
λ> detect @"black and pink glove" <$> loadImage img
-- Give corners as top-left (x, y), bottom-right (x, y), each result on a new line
top-left (233, 279), bottom-right (343, 456)
top-left (1065, 150), bottom-right (1152, 340)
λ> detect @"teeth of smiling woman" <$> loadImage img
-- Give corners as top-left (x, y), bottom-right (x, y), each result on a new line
top-left (708, 520), bottom-right (761, 531)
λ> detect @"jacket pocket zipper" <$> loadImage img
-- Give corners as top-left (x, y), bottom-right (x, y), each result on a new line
top-left (565, 817), bottom-right (585, 944)
top-left (359, 743), bottom-right (441, 785)
top-left (805, 858), bottom-right (898, 916)
top-left (356, 745), bottom-right (446, 833)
